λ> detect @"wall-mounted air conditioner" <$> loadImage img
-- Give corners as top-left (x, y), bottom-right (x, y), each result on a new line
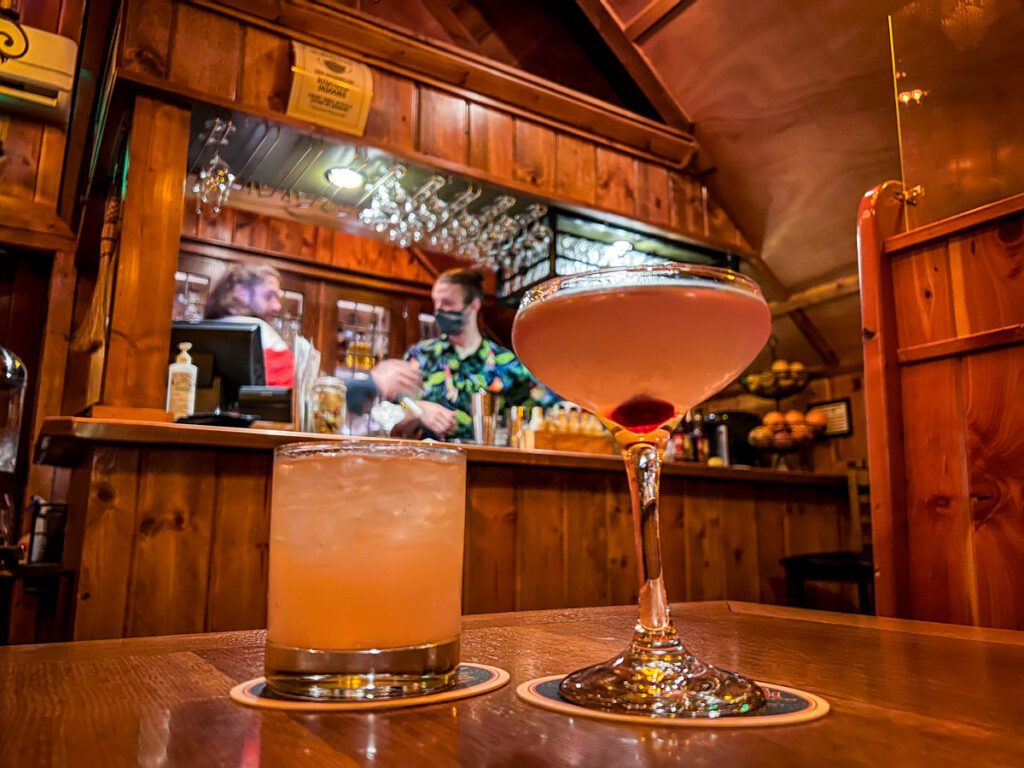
top-left (0, 25), bottom-right (77, 125)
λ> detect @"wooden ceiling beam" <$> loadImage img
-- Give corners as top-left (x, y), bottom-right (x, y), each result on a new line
top-left (745, 255), bottom-right (842, 368)
top-left (572, 0), bottom-right (693, 131)
top-left (769, 273), bottom-right (860, 317)
top-left (623, 0), bottom-right (693, 43)
top-left (415, 0), bottom-right (488, 56)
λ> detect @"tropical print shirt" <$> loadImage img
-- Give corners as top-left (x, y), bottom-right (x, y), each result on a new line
top-left (404, 336), bottom-right (540, 441)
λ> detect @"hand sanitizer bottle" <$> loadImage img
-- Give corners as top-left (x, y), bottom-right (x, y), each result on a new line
top-left (166, 342), bottom-right (197, 420)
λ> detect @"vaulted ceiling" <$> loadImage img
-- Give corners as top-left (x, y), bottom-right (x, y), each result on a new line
top-left (348, 0), bottom-right (911, 370)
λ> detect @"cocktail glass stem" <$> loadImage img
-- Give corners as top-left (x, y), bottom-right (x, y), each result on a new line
top-left (557, 438), bottom-right (767, 717)
top-left (626, 442), bottom-right (673, 641)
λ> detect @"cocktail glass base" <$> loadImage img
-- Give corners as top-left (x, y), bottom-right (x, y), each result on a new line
top-left (558, 630), bottom-right (766, 717)
top-left (264, 637), bottom-right (459, 701)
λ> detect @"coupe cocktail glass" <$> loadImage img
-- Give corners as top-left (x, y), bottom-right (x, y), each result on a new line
top-left (512, 264), bottom-right (771, 717)
top-left (265, 441), bottom-right (466, 700)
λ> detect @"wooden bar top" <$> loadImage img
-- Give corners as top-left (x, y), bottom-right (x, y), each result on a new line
top-left (35, 417), bottom-right (846, 488)
top-left (2, 602), bottom-right (1022, 766)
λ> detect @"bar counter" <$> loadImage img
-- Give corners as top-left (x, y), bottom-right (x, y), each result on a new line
top-left (3, 601), bottom-right (1022, 766)
top-left (36, 418), bottom-right (854, 641)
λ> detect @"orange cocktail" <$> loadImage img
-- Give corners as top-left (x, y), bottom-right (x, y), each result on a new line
top-left (265, 441), bottom-right (466, 700)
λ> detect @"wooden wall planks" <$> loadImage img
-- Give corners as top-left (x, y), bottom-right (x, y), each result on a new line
top-left (116, 0), bottom-right (750, 253)
top-left (0, 0), bottom-right (86, 225)
top-left (67, 447), bottom-right (141, 640)
top-left (963, 346), bottom-right (1024, 630)
top-left (861, 188), bottom-right (1024, 630)
top-left (61, 442), bottom-right (851, 639)
top-left (890, 243), bottom-right (956, 348)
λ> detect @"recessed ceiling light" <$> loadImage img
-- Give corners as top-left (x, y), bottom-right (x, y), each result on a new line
top-left (325, 166), bottom-right (365, 190)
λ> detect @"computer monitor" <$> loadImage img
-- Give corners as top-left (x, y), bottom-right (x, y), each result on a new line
top-left (169, 321), bottom-right (266, 411)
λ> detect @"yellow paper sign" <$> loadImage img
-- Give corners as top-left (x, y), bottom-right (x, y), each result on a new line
top-left (287, 42), bottom-right (373, 136)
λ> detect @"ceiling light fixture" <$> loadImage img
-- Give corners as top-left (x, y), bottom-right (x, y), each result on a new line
top-left (326, 166), bottom-right (365, 191)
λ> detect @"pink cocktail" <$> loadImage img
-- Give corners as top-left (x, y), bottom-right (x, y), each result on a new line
top-left (513, 264), bottom-right (771, 717)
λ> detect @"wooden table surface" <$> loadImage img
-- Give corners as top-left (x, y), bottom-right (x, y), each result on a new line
top-left (3, 601), bottom-right (1022, 767)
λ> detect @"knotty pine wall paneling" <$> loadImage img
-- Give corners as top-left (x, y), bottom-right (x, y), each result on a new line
top-left (860, 188), bottom-right (1024, 630)
top-left (62, 440), bottom-right (852, 639)
top-left (117, 0), bottom-right (750, 254)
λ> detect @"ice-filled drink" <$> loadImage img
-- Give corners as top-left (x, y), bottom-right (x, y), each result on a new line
top-left (265, 441), bottom-right (466, 700)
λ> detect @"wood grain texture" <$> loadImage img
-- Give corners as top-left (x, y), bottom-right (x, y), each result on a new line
top-left (0, 118), bottom-right (43, 200)
top-left (168, 4), bottom-right (244, 100)
top-left (948, 220), bottom-right (1024, 335)
top-left (467, 104), bottom-right (515, 181)
top-left (858, 182), bottom-right (910, 619)
top-left (658, 475), bottom-right (688, 602)
top-left (463, 465), bottom-right (517, 614)
top-left (515, 469), bottom-right (565, 610)
top-left (4, 603), bottom-right (1024, 766)
top-left (205, 0), bottom-right (697, 165)
top-left (38, 421), bottom-right (851, 637)
top-left (417, 87), bottom-right (469, 164)
top-left (239, 27), bottom-right (292, 113)
top-left (604, 470), bottom-right (637, 606)
top-left (513, 119), bottom-right (557, 193)
top-left (636, 160), bottom-right (671, 226)
top-left (596, 146), bottom-right (637, 217)
top-left (206, 453), bottom-right (271, 632)
top-left (669, 170), bottom-right (703, 236)
top-left (683, 481), bottom-right (759, 601)
top-left (25, 249), bottom-right (77, 504)
top-left (105, 0), bottom-right (726, 251)
top-left (563, 472), bottom-right (611, 608)
top-left (868, 190), bottom-right (1024, 630)
top-left (900, 360), bottom-right (976, 625)
top-left (120, 0), bottom-right (173, 78)
top-left (69, 447), bottom-right (141, 641)
top-left (362, 70), bottom-right (418, 154)
top-left (104, 96), bottom-right (190, 409)
top-left (963, 347), bottom-right (1024, 630)
top-left (752, 486), bottom-right (791, 604)
top-left (890, 243), bottom-right (956, 348)
top-left (555, 133), bottom-right (598, 206)
top-left (125, 449), bottom-right (217, 637)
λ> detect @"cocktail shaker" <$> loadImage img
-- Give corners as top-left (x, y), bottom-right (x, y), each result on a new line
top-left (471, 391), bottom-right (494, 445)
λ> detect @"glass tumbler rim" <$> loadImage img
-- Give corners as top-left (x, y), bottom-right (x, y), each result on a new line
top-left (274, 439), bottom-right (466, 464)
top-left (516, 263), bottom-right (764, 314)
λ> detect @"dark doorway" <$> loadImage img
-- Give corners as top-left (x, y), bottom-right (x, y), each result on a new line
top-left (0, 250), bottom-right (52, 515)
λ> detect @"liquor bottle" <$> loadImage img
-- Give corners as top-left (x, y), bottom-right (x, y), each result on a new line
top-left (690, 409), bottom-right (710, 463)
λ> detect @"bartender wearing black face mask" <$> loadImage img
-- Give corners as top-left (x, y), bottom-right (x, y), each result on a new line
top-left (401, 268), bottom-right (539, 440)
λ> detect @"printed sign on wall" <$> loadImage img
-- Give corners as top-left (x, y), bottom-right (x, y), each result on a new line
top-left (287, 42), bottom-right (374, 136)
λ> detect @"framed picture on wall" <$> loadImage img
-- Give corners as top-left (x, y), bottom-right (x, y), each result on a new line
top-left (808, 398), bottom-right (853, 437)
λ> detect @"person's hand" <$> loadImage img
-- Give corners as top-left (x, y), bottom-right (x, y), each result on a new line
top-left (370, 359), bottom-right (422, 401)
top-left (415, 400), bottom-right (457, 436)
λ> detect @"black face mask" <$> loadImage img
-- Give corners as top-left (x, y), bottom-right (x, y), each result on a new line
top-left (435, 309), bottom-right (467, 336)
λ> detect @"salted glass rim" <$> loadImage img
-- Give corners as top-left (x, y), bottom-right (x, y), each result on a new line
top-left (517, 263), bottom-right (764, 313)
top-left (275, 439), bottom-right (466, 464)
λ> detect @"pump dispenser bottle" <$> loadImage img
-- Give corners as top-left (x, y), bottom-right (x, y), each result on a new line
top-left (167, 342), bottom-right (197, 419)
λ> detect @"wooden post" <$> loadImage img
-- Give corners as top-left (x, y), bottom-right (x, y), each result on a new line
top-left (25, 249), bottom-right (77, 503)
top-left (856, 180), bottom-right (908, 618)
top-left (102, 96), bottom-right (190, 410)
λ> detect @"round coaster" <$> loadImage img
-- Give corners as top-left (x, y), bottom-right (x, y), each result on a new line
top-left (230, 663), bottom-right (509, 712)
top-left (516, 675), bottom-right (829, 728)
